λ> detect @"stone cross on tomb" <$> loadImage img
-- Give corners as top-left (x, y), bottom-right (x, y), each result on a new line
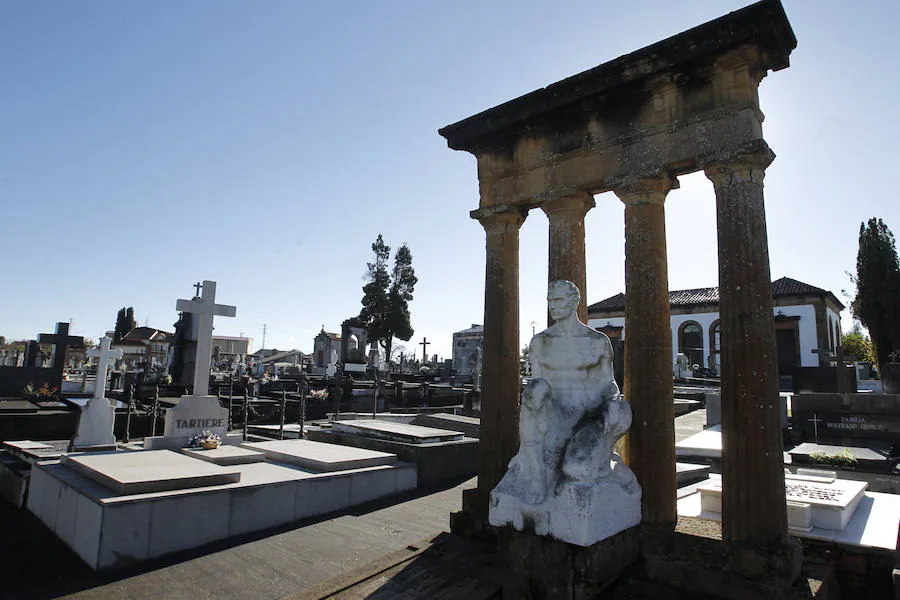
top-left (87, 336), bottom-right (123, 400)
top-left (807, 412), bottom-right (823, 444)
top-left (420, 337), bottom-right (430, 364)
top-left (38, 322), bottom-right (83, 369)
top-left (176, 280), bottom-right (236, 397)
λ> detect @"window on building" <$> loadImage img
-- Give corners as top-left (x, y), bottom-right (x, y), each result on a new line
top-left (679, 321), bottom-right (703, 369)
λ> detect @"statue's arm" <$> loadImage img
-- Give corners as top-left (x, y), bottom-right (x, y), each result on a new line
top-left (529, 336), bottom-right (545, 380)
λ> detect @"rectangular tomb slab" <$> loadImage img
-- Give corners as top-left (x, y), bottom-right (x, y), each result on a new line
top-left (178, 445), bottom-right (266, 466)
top-left (698, 475), bottom-right (868, 531)
top-left (331, 419), bottom-right (464, 444)
top-left (239, 439), bottom-right (396, 471)
top-left (2, 440), bottom-right (66, 463)
top-left (61, 450), bottom-right (241, 495)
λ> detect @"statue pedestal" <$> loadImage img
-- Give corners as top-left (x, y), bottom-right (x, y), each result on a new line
top-left (490, 460), bottom-right (641, 547)
top-left (498, 525), bottom-right (640, 600)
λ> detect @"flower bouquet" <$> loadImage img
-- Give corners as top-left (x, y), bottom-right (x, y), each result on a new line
top-left (309, 388), bottom-right (329, 401)
top-left (188, 430), bottom-right (222, 450)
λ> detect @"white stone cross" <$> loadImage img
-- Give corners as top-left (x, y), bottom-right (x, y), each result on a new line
top-left (807, 412), bottom-right (823, 444)
top-left (176, 280), bottom-right (237, 397)
top-left (87, 336), bottom-right (123, 400)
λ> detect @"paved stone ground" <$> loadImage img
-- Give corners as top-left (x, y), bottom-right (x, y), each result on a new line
top-left (675, 407), bottom-right (707, 443)
top-left (0, 477), bottom-right (473, 600)
top-left (0, 408), bottom-right (711, 600)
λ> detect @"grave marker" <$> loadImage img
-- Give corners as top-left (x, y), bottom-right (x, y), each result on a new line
top-left (144, 280), bottom-right (236, 450)
top-left (72, 336), bottom-right (123, 450)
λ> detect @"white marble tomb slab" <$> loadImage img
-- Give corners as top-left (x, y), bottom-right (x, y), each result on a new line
top-left (696, 474), bottom-right (868, 531)
top-left (179, 445), bottom-right (266, 466)
top-left (332, 419), bottom-right (463, 444)
top-left (2, 440), bottom-right (64, 463)
top-left (61, 450), bottom-right (241, 495)
top-left (239, 439), bottom-right (396, 471)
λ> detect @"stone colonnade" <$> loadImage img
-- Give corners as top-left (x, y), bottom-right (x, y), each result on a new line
top-left (441, 0), bottom-right (796, 549)
top-left (468, 148), bottom-right (786, 545)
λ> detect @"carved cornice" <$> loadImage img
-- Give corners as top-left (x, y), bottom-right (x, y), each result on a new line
top-left (703, 146), bottom-right (775, 187)
top-left (541, 191), bottom-right (596, 220)
top-left (472, 205), bottom-right (528, 235)
top-left (613, 174), bottom-right (679, 206)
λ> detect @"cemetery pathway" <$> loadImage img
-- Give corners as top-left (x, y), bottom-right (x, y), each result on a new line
top-left (0, 477), bottom-right (472, 600)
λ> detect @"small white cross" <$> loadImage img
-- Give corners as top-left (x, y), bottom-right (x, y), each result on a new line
top-left (176, 280), bottom-right (237, 396)
top-left (87, 336), bottom-right (123, 400)
top-left (807, 412), bottom-right (823, 444)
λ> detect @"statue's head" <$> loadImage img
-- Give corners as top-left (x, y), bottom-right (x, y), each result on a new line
top-left (547, 280), bottom-right (581, 321)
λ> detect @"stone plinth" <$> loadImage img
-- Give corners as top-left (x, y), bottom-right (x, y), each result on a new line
top-left (499, 526), bottom-right (641, 600)
top-left (61, 450), bottom-right (241, 495)
top-left (490, 460), bottom-right (641, 547)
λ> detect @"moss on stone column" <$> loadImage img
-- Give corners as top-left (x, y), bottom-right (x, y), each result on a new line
top-left (470, 206), bottom-right (527, 520)
top-left (615, 175), bottom-right (677, 527)
top-left (542, 192), bottom-right (595, 324)
top-left (705, 147), bottom-right (788, 545)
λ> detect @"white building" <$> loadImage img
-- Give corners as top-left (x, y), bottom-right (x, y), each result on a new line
top-left (587, 277), bottom-right (844, 376)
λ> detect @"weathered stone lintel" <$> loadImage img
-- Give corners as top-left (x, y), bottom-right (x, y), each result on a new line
top-left (473, 106), bottom-right (766, 208)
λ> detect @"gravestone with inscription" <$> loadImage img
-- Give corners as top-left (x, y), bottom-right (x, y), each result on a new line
top-left (144, 281), bottom-right (236, 450)
top-left (790, 393), bottom-right (899, 474)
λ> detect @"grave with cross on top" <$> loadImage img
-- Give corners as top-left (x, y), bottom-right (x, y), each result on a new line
top-left (144, 280), bottom-right (236, 449)
top-left (87, 336), bottom-right (123, 400)
top-left (72, 336), bottom-right (123, 450)
top-left (175, 280), bottom-right (237, 397)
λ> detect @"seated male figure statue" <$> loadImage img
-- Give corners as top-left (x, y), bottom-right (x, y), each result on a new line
top-left (493, 280), bottom-right (635, 515)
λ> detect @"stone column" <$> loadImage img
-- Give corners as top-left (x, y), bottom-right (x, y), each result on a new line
top-left (460, 207), bottom-right (527, 526)
top-left (614, 175), bottom-right (677, 527)
top-left (542, 191), bottom-right (595, 323)
top-left (705, 148), bottom-right (788, 545)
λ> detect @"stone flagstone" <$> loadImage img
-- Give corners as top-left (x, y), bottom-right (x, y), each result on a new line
top-left (61, 449), bottom-right (241, 495)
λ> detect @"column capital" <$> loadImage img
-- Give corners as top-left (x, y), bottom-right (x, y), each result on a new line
top-left (540, 191), bottom-right (595, 218)
top-left (471, 205), bottom-right (528, 235)
top-left (703, 147), bottom-right (775, 188)
top-left (614, 174), bottom-right (679, 206)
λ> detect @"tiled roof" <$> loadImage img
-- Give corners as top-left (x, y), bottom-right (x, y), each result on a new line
top-left (588, 277), bottom-right (843, 312)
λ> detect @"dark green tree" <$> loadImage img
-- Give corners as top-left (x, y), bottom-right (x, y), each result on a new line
top-left (358, 236), bottom-right (417, 361)
top-left (851, 218), bottom-right (900, 368)
top-left (841, 328), bottom-right (874, 365)
top-left (113, 306), bottom-right (136, 342)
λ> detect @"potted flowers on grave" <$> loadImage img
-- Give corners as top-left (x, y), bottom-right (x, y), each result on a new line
top-left (188, 430), bottom-right (222, 450)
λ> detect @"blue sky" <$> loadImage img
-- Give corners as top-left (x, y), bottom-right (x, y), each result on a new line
top-left (2, 1), bottom-right (898, 359)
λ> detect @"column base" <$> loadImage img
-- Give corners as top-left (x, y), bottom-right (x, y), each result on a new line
top-left (450, 487), bottom-right (497, 542)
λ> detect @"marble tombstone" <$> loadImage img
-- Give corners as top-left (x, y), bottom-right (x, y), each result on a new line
top-left (489, 280), bottom-right (642, 546)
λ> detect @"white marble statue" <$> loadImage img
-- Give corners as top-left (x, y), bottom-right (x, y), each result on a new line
top-left (489, 280), bottom-right (641, 546)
